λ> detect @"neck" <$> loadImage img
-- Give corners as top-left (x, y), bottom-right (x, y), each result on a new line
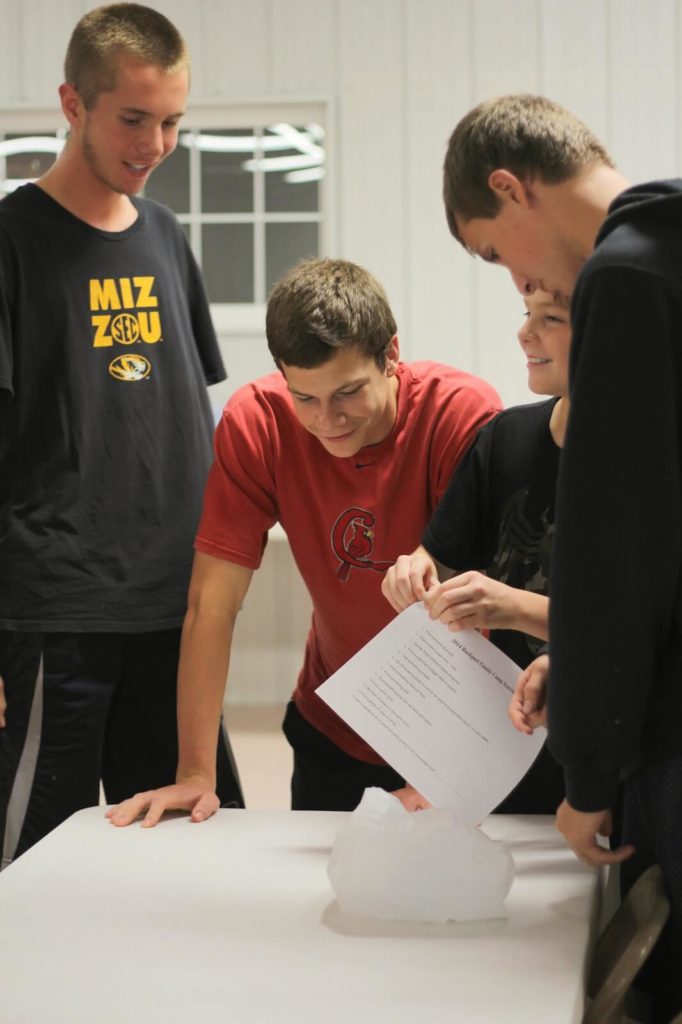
top-left (549, 396), bottom-right (569, 448)
top-left (37, 145), bottom-right (137, 232)
top-left (548, 164), bottom-right (631, 261)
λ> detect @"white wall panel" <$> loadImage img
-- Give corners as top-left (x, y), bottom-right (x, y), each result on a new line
top-left (470, 0), bottom-right (544, 408)
top-left (148, 0), bottom-right (206, 95)
top-left (404, 0), bottom-right (476, 370)
top-left (608, 0), bottom-right (678, 181)
top-left (541, 0), bottom-right (609, 142)
top-left (335, 0), bottom-right (407, 329)
top-left (2, 0), bottom-right (84, 103)
top-left (198, 0), bottom-right (271, 97)
top-left (270, 0), bottom-right (336, 94)
top-left (472, 0), bottom-right (542, 97)
top-left (0, 0), bottom-right (23, 103)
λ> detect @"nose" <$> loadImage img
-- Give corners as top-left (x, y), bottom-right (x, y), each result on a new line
top-left (138, 123), bottom-right (165, 159)
top-left (511, 272), bottom-right (536, 296)
top-left (313, 401), bottom-right (346, 430)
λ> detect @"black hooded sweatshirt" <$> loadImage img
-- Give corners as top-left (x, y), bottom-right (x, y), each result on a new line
top-left (548, 180), bottom-right (682, 810)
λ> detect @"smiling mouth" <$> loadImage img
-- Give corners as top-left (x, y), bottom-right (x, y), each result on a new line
top-left (321, 431), bottom-right (355, 441)
top-left (528, 357), bottom-right (551, 365)
top-left (124, 162), bottom-right (152, 175)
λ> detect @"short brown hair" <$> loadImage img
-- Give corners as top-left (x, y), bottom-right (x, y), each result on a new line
top-left (443, 94), bottom-right (613, 238)
top-left (266, 258), bottom-right (397, 369)
top-left (64, 3), bottom-right (188, 109)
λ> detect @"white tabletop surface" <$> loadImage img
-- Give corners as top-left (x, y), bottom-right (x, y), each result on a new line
top-left (0, 808), bottom-right (600, 1024)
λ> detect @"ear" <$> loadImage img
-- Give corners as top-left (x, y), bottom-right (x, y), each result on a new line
top-left (385, 334), bottom-right (400, 375)
top-left (487, 169), bottom-right (532, 208)
top-left (59, 83), bottom-right (84, 129)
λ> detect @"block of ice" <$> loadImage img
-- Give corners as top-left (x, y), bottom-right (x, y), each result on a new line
top-left (327, 788), bottom-right (514, 922)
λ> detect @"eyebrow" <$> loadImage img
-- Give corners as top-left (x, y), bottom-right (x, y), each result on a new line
top-left (119, 106), bottom-right (185, 118)
top-left (289, 377), bottom-right (367, 398)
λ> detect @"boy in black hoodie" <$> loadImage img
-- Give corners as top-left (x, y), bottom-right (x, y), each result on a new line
top-left (442, 94), bottom-right (682, 1022)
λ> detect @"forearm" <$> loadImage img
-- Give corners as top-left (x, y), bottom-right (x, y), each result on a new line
top-left (175, 553), bottom-right (252, 786)
top-left (176, 606), bottom-right (236, 785)
top-left (511, 591), bottom-right (549, 642)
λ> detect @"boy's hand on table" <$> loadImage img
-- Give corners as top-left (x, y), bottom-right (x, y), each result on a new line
top-left (106, 776), bottom-right (220, 827)
top-left (556, 801), bottom-right (635, 868)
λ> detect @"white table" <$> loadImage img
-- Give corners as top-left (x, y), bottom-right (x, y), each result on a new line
top-left (0, 809), bottom-right (600, 1024)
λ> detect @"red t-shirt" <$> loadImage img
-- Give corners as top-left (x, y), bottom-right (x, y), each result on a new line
top-left (196, 361), bottom-right (501, 762)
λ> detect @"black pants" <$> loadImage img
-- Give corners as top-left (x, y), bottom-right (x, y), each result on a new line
top-left (282, 700), bottom-right (405, 811)
top-left (493, 741), bottom-right (565, 814)
top-left (0, 630), bottom-right (244, 868)
top-left (619, 756), bottom-right (682, 1024)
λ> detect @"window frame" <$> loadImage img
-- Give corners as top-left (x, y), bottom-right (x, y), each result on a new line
top-left (0, 97), bottom-right (335, 336)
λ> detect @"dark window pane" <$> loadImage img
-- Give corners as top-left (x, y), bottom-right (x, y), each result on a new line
top-left (145, 143), bottom-right (190, 213)
top-left (201, 130), bottom-right (254, 214)
top-left (4, 133), bottom-right (59, 184)
top-left (266, 222), bottom-right (319, 295)
top-left (265, 155), bottom-right (320, 213)
top-left (203, 223), bottom-right (254, 302)
top-left (264, 126), bottom-right (322, 213)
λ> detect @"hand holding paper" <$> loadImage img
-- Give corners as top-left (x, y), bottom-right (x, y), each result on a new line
top-left (317, 603), bottom-right (545, 823)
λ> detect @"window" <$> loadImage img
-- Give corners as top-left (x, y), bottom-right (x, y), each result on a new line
top-left (0, 102), bottom-right (329, 324)
top-left (145, 123), bottom-right (325, 305)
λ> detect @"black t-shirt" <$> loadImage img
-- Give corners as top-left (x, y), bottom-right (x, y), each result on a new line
top-left (422, 399), bottom-right (563, 814)
top-left (423, 399), bottom-right (559, 669)
top-left (0, 184), bottom-right (225, 632)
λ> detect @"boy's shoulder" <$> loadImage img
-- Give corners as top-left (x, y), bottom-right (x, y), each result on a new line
top-left (400, 359), bottom-right (501, 403)
top-left (472, 398), bottom-right (557, 455)
top-left (220, 372), bottom-right (294, 431)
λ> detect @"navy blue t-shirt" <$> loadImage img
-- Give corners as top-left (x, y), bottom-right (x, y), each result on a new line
top-left (0, 184), bottom-right (225, 631)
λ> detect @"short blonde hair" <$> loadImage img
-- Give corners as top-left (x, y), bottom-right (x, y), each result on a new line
top-left (64, 3), bottom-right (189, 109)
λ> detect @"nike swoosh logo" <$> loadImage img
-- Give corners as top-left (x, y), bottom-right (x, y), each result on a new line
top-left (355, 462), bottom-right (376, 469)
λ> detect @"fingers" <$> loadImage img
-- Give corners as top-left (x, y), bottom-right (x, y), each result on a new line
top-left (526, 708), bottom-right (548, 729)
top-left (105, 783), bottom-right (218, 828)
top-left (0, 675), bottom-right (6, 729)
top-left (597, 810), bottom-right (613, 838)
top-left (106, 792), bottom-right (157, 827)
top-left (391, 786), bottom-right (432, 811)
top-left (424, 572), bottom-right (497, 631)
top-left (522, 671), bottom-right (548, 717)
top-left (190, 792), bottom-right (220, 823)
top-left (572, 842), bottom-right (636, 869)
top-left (509, 665), bottom-right (535, 734)
top-left (382, 553), bottom-right (436, 611)
top-left (556, 802), bottom-right (634, 869)
top-left (508, 697), bottom-right (534, 735)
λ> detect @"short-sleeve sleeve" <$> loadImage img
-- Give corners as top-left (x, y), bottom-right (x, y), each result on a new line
top-left (194, 389), bottom-right (280, 569)
top-left (422, 418), bottom-right (494, 571)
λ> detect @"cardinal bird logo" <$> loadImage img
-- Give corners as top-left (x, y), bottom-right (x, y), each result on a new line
top-left (331, 507), bottom-right (394, 581)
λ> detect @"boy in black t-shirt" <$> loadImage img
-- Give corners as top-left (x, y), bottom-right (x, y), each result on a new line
top-left (383, 289), bottom-right (570, 813)
top-left (0, 4), bottom-right (243, 868)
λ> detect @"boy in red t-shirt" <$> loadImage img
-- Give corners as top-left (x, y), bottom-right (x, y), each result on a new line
top-left (108, 258), bottom-right (500, 821)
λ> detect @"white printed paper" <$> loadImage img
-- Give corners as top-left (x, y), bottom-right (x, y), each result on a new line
top-left (317, 603), bottom-right (546, 823)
